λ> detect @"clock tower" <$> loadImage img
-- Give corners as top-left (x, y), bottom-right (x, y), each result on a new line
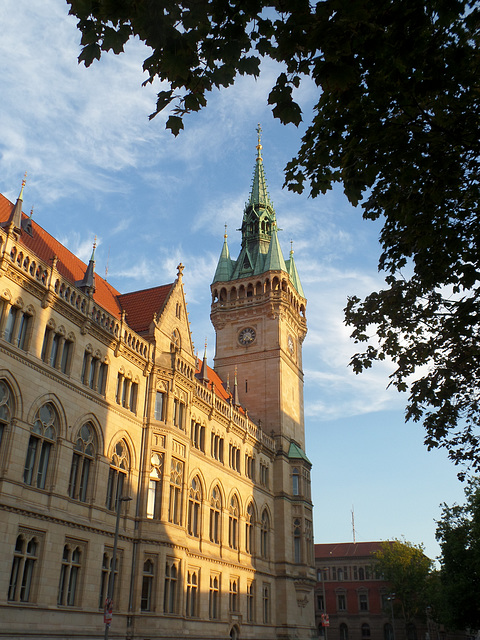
top-left (210, 126), bottom-right (307, 451)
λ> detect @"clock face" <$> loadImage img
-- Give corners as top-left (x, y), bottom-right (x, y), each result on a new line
top-left (238, 327), bottom-right (256, 346)
top-left (288, 335), bottom-right (294, 354)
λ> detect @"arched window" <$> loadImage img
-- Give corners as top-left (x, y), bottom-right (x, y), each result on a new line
top-left (246, 502), bottom-right (254, 554)
top-left (105, 440), bottom-right (129, 510)
top-left (261, 510), bottom-right (270, 559)
top-left (68, 422), bottom-right (96, 502)
top-left (0, 379), bottom-right (13, 450)
top-left (141, 559), bottom-right (154, 611)
top-left (384, 624), bottom-right (394, 640)
top-left (168, 458), bottom-right (184, 525)
top-left (24, 402), bottom-right (58, 489)
top-left (8, 533), bottom-right (38, 602)
top-left (210, 486), bottom-right (222, 543)
top-left (340, 623), bottom-right (349, 640)
top-left (188, 476), bottom-right (202, 537)
top-left (362, 624), bottom-right (371, 638)
top-left (57, 544), bottom-right (82, 606)
top-left (229, 495), bottom-right (239, 549)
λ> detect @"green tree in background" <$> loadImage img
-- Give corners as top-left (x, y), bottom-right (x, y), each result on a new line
top-left (436, 478), bottom-right (480, 630)
top-left (373, 540), bottom-right (433, 627)
top-left (67, 0), bottom-right (480, 474)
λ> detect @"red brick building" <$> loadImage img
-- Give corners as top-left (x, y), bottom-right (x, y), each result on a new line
top-left (314, 542), bottom-right (423, 640)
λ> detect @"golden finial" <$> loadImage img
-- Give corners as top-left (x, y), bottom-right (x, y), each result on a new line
top-left (18, 171), bottom-right (27, 200)
top-left (290, 239), bottom-right (294, 256)
top-left (29, 205), bottom-right (34, 218)
top-left (224, 223), bottom-right (228, 239)
top-left (256, 123), bottom-right (263, 159)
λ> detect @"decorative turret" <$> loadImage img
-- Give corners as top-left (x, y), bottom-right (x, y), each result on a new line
top-left (77, 238), bottom-right (96, 295)
top-left (198, 339), bottom-right (209, 383)
top-left (212, 224), bottom-right (233, 282)
top-left (6, 173), bottom-right (26, 233)
top-left (286, 243), bottom-right (305, 298)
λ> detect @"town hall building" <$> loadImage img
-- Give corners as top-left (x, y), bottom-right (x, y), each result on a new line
top-left (0, 132), bottom-right (315, 639)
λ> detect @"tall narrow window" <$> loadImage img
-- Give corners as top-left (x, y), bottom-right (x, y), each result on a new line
top-left (57, 544), bottom-right (82, 606)
top-left (146, 453), bottom-right (164, 519)
top-left (4, 306), bottom-right (17, 342)
top-left (229, 577), bottom-right (239, 612)
top-left (141, 559), bottom-right (154, 611)
top-left (245, 502), bottom-right (254, 554)
top-left (16, 311), bottom-right (31, 350)
top-left (60, 338), bottom-right (73, 374)
top-left (187, 476), bottom-right (202, 537)
top-left (293, 518), bottom-right (302, 564)
top-left (210, 486), bottom-right (221, 543)
top-left (261, 510), bottom-right (270, 559)
top-left (247, 581), bottom-right (255, 622)
top-left (292, 467), bottom-right (300, 495)
top-left (155, 391), bottom-right (165, 421)
top-left (68, 422), bottom-right (96, 502)
top-left (98, 550), bottom-right (118, 608)
top-left (8, 533), bottom-right (39, 602)
top-left (186, 570), bottom-right (198, 617)
top-left (228, 495), bottom-right (239, 549)
top-left (164, 561), bottom-right (178, 613)
top-left (209, 574), bottom-right (220, 619)
top-left (168, 458), bottom-right (183, 525)
top-left (24, 403), bottom-right (58, 489)
top-left (105, 440), bottom-right (129, 510)
top-left (262, 583), bottom-right (271, 623)
top-left (341, 624), bottom-right (349, 640)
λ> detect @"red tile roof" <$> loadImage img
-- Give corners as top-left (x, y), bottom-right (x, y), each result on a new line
top-left (118, 284), bottom-right (174, 333)
top-left (0, 193), bottom-right (124, 318)
top-left (315, 542), bottom-right (391, 559)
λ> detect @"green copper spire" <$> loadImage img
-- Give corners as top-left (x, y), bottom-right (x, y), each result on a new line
top-left (286, 243), bottom-right (305, 298)
top-left (263, 222), bottom-right (286, 272)
top-left (212, 224), bottom-right (234, 283)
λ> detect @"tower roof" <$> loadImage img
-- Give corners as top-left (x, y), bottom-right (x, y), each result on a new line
top-left (212, 225), bottom-right (234, 283)
top-left (212, 127), bottom-right (305, 298)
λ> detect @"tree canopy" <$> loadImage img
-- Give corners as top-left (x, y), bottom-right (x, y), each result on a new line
top-left (67, 0), bottom-right (480, 474)
top-left (436, 478), bottom-right (480, 630)
top-left (373, 540), bottom-right (433, 625)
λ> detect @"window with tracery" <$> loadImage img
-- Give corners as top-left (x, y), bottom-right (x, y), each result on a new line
top-left (228, 495), bottom-right (239, 549)
top-left (105, 440), bottom-right (129, 510)
top-left (187, 476), bottom-right (202, 537)
top-left (168, 458), bottom-right (184, 525)
top-left (24, 402), bottom-right (58, 489)
top-left (8, 532), bottom-right (39, 602)
top-left (57, 544), bottom-right (82, 606)
top-left (209, 486), bottom-right (222, 543)
top-left (68, 422), bottom-right (96, 502)
top-left (245, 502), bottom-right (254, 554)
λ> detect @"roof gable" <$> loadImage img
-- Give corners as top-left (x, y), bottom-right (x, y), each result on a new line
top-left (118, 284), bottom-right (174, 333)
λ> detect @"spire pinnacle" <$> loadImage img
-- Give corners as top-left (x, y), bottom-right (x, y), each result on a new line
top-left (199, 338), bottom-right (209, 383)
top-left (77, 236), bottom-right (96, 295)
top-left (8, 172), bottom-right (27, 232)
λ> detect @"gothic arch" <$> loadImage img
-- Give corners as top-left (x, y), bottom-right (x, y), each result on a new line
top-left (0, 369), bottom-right (23, 419)
top-left (27, 393), bottom-right (67, 439)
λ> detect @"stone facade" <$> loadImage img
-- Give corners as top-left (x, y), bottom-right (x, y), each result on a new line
top-left (0, 142), bottom-right (315, 639)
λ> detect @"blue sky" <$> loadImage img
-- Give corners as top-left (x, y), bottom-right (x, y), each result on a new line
top-left (0, 0), bottom-right (467, 559)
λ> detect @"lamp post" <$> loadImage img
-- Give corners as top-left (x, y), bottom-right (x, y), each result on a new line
top-left (387, 594), bottom-right (396, 640)
top-left (104, 495), bottom-right (132, 640)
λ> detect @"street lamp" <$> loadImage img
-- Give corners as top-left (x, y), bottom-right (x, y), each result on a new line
top-left (386, 594), bottom-right (396, 640)
top-left (104, 495), bottom-right (132, 640)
